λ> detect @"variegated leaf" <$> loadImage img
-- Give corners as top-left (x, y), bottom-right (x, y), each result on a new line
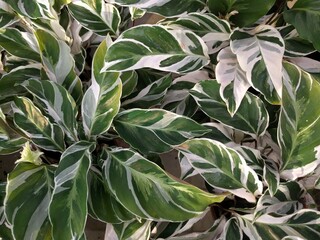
top-left (216, 47), bottom-right (250, 115)
top-left (129, 7), bottom-right (146, 20)
top-left (288, 57), bottom-right (320, 73)
top-left (121, 71), bottom-right (138, 98)
top-left (0, 182), bottom-right (13, 240)
top-left (0, 28), bottom-right (41, 62)
top-left (35, 29), bottom-right (83, 103)
top-left (278, 62), bottom-right (320, 179)
top-left (13, 97), bottom-right (65, 152)
top-left (23, 79), bottom-right (78, 142)
top-left (68, 0), bottom-right (120, 36)
top-left (0, 4), bottom-right (18, 28)
top-left (110, 220), bottom-right (151, 240)
top-left (113, 108), bottom-right (209, 154)
top-left (0, 136), bottom-right (26, 155)
top-left (49, 141), bottom-right (95, 240)
top-left (263, 159), bottom-right (280, 197)
top-left (88, 169), bottom-right (134, 224)
top-left (162, 13), bottom-right (231, 54)
top-left (122, 74), bottom-right (171, 108)
top-left (190, 80), bottom-right (269, 136)
top-left (222, 218), bottom-right (242, 240)
top-left (4, 162), bottom-right (55, 240)
top-left (230, 25), bottom-right (285, 104)
top-left (82, 39), bottom-right (122, 137)
top-left (177, 138), bottom-right (263, 203)
top-left (109, 0), bottom-right (206, 17)
top-left (102, 25), bottom-right (210, 74)
top-left (102, 148), bottom-right (225, 221)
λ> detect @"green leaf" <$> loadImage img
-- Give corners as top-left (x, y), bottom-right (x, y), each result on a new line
top-left (68, 1), bottom-right (120, 36)
top-left (278, 62), bottom-right (320, 179)
top-left (122, 74), bottom-right (171, 108)
top-left (4, 163), bottom-right (55, 240)
top-left (82, 39), bottom-right (122, 138)
top-left (230, 25), bottom-right (285, 104)
top-left (208, 0), bottom-right (276, 27)
top-left (113, 108), bottom-right (209, 154)
top-left (129, 7), bottom-right (146, 20)
top-left (103, 25), bottom-right (210, 74)
top-left (178, 138), bottom-right (263, 203)
top-left (23, 79), bottom-right (78, 142)
top-left (102, 148), bottom-right (225, 221)
top-left (109, 0), bottom-right (206, 17)
top-left (0, 182), bottom-right (13, 240)
top-left (284, 0), bottom-right (320, 51)
top-left (263, 159), bottom-right (280, 197)
top-left (16, 142), bottom-right (43, 165)
top-left (0, 7), bottom-right (18, 29)
top-left (222, 218), bottom-right (242, 240)
top-left (190, 80), bottom-right (269, 136)
top-left (35, 29), bottom-right (83, 103)
top-left (0, 28), bottom-right (41, 62)
top-left (121, 71), bottom-right (138, 98)
top-left (111, 220), bottom-right (151, 240)
top-left (0, 136), bottom-right (26, 155)
top-left (49, 141), bottom-right (94, 240)
top-left (13, 97), bottom-right (65, 152)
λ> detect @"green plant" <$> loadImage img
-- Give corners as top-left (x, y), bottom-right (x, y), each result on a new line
top-left (1, 0), bottom-right (320, 239)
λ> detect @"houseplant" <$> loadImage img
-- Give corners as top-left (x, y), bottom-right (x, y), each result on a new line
top-left (1, 0), bottom-right (320, 239)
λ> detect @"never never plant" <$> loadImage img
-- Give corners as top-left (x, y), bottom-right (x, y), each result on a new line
top-left (0, 0), bottom-right (320, 239)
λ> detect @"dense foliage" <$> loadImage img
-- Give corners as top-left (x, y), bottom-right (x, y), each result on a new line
top-left (1, 0), bottom-right (320, 239)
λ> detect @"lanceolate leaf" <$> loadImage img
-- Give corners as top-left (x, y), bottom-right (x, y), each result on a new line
top-left (109, 0), bottom-right (206, 17)
top-left (190, 80), bottom-right (269, 136)
top-left (230, 25), bottom-right (285, 104)
top-left (13, 97), bottom-right (65, 152)
top-left (0, 28), bottom-right (41, 62)
top-left (113, 108), bottom-right (209, 154)
top-left (284, 0), bottom-right (320, 51)
top-left (102, 148), bottom-right (225, 221)
top-left (4, 163), bottom-right (55, 240)
top-left (278, 62), bottom-right (320, 179)
top-left (0, 182), bottom-right (13, 240)
top-left (68, 1), bottom-right (120, 36)
top-left (121, 71), bottom-right (138, 98)
top-left (216, 47), bottom-right (250, 115)
top-left (178, 138), bottom-right (263, 203)
top-left (102, 25), bottom-right (210, 74)
top-left (49, 141), bottom-right (95, 240)
top-left (23, 79), bottom-right (78, 142)
top-left (35, 29), bottom-right (83, 103)
top-left (112, 220), bottom-right (151, 240)
top-left (0, 136), bottom-right (26, 155)
top-left (82, 39), bottom-right (122, 137)
top-left (0, 7), bottom-right (17, 29)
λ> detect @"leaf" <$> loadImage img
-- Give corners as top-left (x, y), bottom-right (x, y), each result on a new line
top-left (0, 136), bottom-right (26, 155)
top-left (102, 25), bottom-right (210, 74)
top-left (122, 74), bottom-right (171, 108)
top-left (121, 71), bottom-right (138, 98)
top-left (190, 80), bottom-right (269, 136)
top-left (284, 0), bottom-right (320, 51)
top-left (13, 97), bottom-right (65, 152)
top-left (102, 148), bottom-right (225, 221)
top-left (88, 169), bottom-right (134, 224)
top-left (49, 141), bottom-right (94, 240)
top-left (129, 7), bottom-right (146, 20)
top-left (230, 25), bottom-right (285, 104)
top-left (222, 218), bottom-right (242, 240)
top-left (16, 142), bottom-right (43, 165)
top-left (112, 220), bottom-right (151, 240)
top-left (263, 159), bottom-right (280, 197)
top-left (278, 62), bottom-right (320, 179)
top-left (4, 163), bottom-right (55, 240)
top-left (109, 0), bottom-right (206, 17)
top-left (23, 79), bottom-right (78, 142)
top-left (82, 39), bottom-right (122, 137)
top-left (0, 7), bottom-right (18, 29)
top-left (288, 57), bottom-right (320, 73)
top-left (0, 182), bottom-right (13, 240)
top-left (0, 28), bottom-right (41, 62)
top-left (35, 29), bottom-right (83, 103)
top-left (216, 47), bottom-right (250, 115)
top-left (177, 138), bottom-right (263, 203)
top-left (68, 1), bottom-right (120, 36)
top-left (113, 108), bottom-right (209, 154)
top-left (208, 0), bottom-right (276, 27)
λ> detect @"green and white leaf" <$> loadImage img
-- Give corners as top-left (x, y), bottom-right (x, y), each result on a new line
top-left (230, 25), bottom-right (285, 104)
top-left (122, 74), bottom-right (171, 108)
top-left (35, 29), bottom-right (83, 103)
top-left (121, 71), bottom-right (138, 98)
top-left (288, 57), bottom-right (320, 73)
top-left (49, 141), bottom-right (94, 240)
top-left (0, 4), bottom-right (18, 28)
top-left (109, 0), bottom-right (206, 17)
top-left (0, 28), bottom-right (41, 62)
top-left (102, 148), bottom-right (225, 221)
top-left (178, 138), bottom-right (263, 203)
top-left (4, 162), bottom-right (55, 240)
top-left (82, 39), bottom-right (122, 137)
top-left (0, 136), bottom-right (26, 155)
top-left (13, 97), bottom-right (65, 152)
top-left (278, 62), bottom-right (320, 179)
top-left (68, 0), bottom-right (120, 36)
top-left (102, 25), bottom-right (210, 74)
top-left (106, 220), bottom-right (151, 240)
top-left (190, 80), bottom-right (269, 136)
top-left (0, 182), bottom-right (13, 240)
top-left (216, 47), bottom-right (250, 115)
top-left (129, 7), bottom-right (146, 20)
top-left (113, 108), bottom-right (209, 154)
top-left (23, 79), bottom-right (78, 142)
top-left (263, 159), bottom-right (280, 197)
